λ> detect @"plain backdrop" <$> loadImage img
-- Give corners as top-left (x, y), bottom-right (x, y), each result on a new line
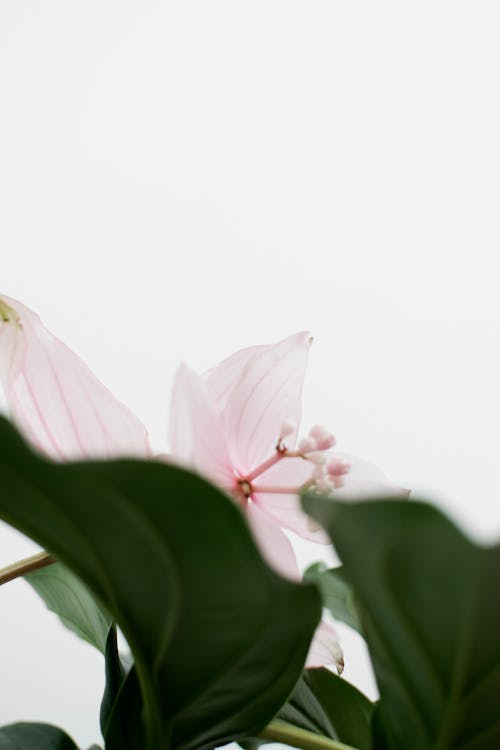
top-left (1, 1), bottom-right (500, 746)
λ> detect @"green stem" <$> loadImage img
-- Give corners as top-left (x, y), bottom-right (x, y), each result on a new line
top-left (260, 720), bottom-right (359, 750)
top-left (0, 551), bottom-right (55, 585)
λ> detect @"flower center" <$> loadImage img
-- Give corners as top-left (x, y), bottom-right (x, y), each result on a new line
top-left (238, 479), bottom-right (253, 498)
top-left (234, 420), bottom-right (350, 502)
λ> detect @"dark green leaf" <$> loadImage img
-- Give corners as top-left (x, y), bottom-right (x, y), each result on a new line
top-left (0, 419), bottom-right (321, 750)
top-left (276, 669), bottom-right (372, 749)
top-left (25, 563), bottom-right (112, 653)
top-left (100, 625), bottom-right (126, 738)
top-left (304, 564), bottom-right (363, 635)
top-left (103, 670), bottom-right (146, 750)
top-left (241, 668), bottom-right (373, 750)
top-left (278, 671), bottom-right (337, 738)
top-left (304, 494), bottom-right (500, 750)
top-left (237, 740), bottom-right (262, 750)
top-left (0, 723), bottom-right (79, 750)
top-left (303, 670), bottom-right (373, 750)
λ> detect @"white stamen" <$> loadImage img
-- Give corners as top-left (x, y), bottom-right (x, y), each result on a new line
top-left (279, 418), bottom-right (296, 440)
top-left (298, 436), bottom-right (317, 453)
top-left (311, 464), bottom-right (327, 481)
top-left (308, 451), bottom-right (327, 466)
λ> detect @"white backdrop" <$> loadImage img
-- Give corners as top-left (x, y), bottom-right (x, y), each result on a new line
top-left (1, 1), bottom-right (500, 746)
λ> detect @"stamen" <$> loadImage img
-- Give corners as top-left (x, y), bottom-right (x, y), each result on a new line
top-left (311, 464), bottom-right (327, 481)
top-left (298, 436), bottom-right (317, 453)
top-left (309, 424), bottom-right (336, 450)
top-left (252, 484), bottom-right (303, 495)
top-left (279, 418), bottom-right (296, 441)
top-left (245, 451), bottom-right (283, 482)
top-left (238, 422), bottom-right (349, 504)
top-left (307, 451), bottom-right (327, 466)
top-left (327, 457), bottom-right (350, 478)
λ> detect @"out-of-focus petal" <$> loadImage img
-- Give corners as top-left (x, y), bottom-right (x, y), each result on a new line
top-left (306, 619), bottom-right (344, 672)
top-left (168, 363), bottom-right (235, 487)
top-left (246, 501), bottom-right (301, 581)
top-left (0, 296), bottom-right (151, 460)
top-left (207, 332), bottom-right (311, 475)
top-left (253, 455), bottom-right (330, 543)
top-left (334, 453), bottom-right (410, 500)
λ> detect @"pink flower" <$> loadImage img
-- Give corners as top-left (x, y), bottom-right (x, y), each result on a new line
top-left (168, 332), bottom-right (407, 670)
top-left (0, 295), bottom-right (403, 672)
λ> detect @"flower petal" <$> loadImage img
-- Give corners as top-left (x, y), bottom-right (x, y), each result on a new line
top-left (205, 332), bottom-right (311, 474)
top-left (204, 343), bottom-right (267, 413)
top-left (246, 501), bottom-right (301, 581)
top-left (168, 363), bottom-right (235, 487)
top-left (0, 296), bottom-right (151, 460)
top-left (306, 619), bottom-right (344, 672)
top-left (334, 453), bottom-right (410, 500)
top-left (253, 456), bottom-right (330, 543)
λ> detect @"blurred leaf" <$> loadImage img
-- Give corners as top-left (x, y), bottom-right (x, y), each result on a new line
top-left (100, 625), bottom-right (126, 738)
top-left (278, 671), bottom-right (336, 738)
top-left (304, 564), bottom-right (363, 635)
top-left (240, 668), bottom-right (372, 750)
top-left (303, 670), bottom-right (373, 750)
top-left (277, 669), bottom-right (372, 750)
top-left (25, 562), bottom-right (112, 653)
top-left (304, 494), bottom-right (500, 750)
top-left (0, 418), bottom-right (321, 750)
top-left (0, 723), bottom-right (79, 749)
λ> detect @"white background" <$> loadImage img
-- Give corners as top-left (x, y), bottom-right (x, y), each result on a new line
top-left (1, 1), bottom-right (500, 746)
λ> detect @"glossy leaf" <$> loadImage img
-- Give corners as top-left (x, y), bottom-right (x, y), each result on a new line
top-left (25, 562), bottom-right (112, 653)
top-left (304, 670), bottom-right (373, 750)
top-left (0, 723), bottom-right (79, 750)
top-left (242, 669), bottom-right (373, 750)
top-left (0, 418), bottom-right (321, 750)
top-left (281, 669), bottom-right (372, 749)
top-left (304, 494), bottom-right (500, 750)
top-left (278, 671), bottom-right (337, 738)
top-left (304, 564), bottom-right (363, 635)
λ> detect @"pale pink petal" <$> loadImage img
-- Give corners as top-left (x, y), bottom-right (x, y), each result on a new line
top-left (306, 619), bottom-right (344, 672)
top-left (206, 332), bottom-right (311, 475)
top-left (246, 501), bottom-right (301, 580)
top-left (253, 456), bottom-right (330, 543)
top-left (0, 296), bottom-right (151, 460)
top-left (334, 453), bottom-right (410, 500)
top-left (204, 343), bottom-right (267, 412)
top-left (168, 363), bottom-right (236, 487)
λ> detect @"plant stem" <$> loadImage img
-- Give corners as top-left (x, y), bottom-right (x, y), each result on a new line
top-left (260, 720), bottom-right (359, 750)
top-left (0, 551), bottom-right (55, 585)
